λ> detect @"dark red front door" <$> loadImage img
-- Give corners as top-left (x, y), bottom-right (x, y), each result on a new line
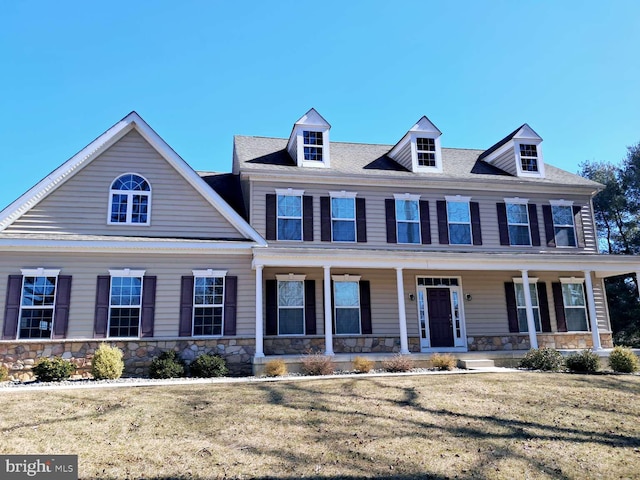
top-left (427, 288), bottom-right (454, 347)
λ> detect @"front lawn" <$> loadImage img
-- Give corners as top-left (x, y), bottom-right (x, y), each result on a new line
top-left (1, 372), bottom-right (639, 479)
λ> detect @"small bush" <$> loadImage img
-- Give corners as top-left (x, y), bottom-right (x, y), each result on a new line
top-left (91, 344), bottom-right (125, 380)
top-left (565, 350), bottom-right (600, 373)
top-left (300, 352), bottom-right (335, 376)
top-left (609, 346), bottom-right (639, 373)
top-left (519, 347), bottom-right (564, 371)
top-left (353, 356), bottom-right (374, 373)
top-left (149, 351), bottom-right (186, 379)
top-left (431, 353), bottom-right (456, 371)
top-left (190, 353), bottom-right (228, 378)
top-left (0, 364), bottom-right (8, 381)
top-left (263, 359), bottom-right (287, 377)
top-left (32, 357), bottom-right (75, 382)
top-left (381, 354), bottom-right (415, 373)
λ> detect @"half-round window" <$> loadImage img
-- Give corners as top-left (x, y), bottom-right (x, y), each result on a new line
top-left (109, 173), bottom-right (151, 225)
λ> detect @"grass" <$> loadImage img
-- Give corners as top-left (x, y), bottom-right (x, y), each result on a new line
top-left (1, 373), bottom-right (639, 479)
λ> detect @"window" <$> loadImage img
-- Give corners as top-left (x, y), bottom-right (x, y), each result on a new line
top-left (395, 198), bottom-right (420, 244)
top-left (109, 272), bottom-right (143, 337)
top-left (109, 174), bottom-right (151, 225)
top-left (514, 282), bottom-right (541, 332)
top-left (331, 196), bottom-right (356, 242)
top-left (193, 275), bottom-right (225, 336)
top-left (552, 205), bottom-right (576, 247)
top-left (277, 194), bottom-right (302, 241)
top-left (447, 201), bottom-right (472, 245)
top-left (333, 279), bottom-right (361, 335)
top-left (416, 138), bottom-right (436, 167)
top-left (519, 144), bottom-right (539, 172)
top-left (303, 131), bottom-right (323, 161)
top-left (277, 276), bottom-right (305, 335)
top-left (561, 282), bottom-right (588, 331)
top-left (506, 203), bottom-right (531, 246)
top-left (19, 272), bottom-right (59, 339)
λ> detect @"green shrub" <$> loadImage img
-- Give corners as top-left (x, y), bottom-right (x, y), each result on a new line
top-left (190, 353), bottom-right (228, 378)
top-left (263, 359), bottom-right (287, 377)
top-left (431, 353), bottom-right (456, 371)
top-left (149, 351), bottom-right (186, 379)
top-left (91, 344), bottom-right (125, 380)
top-left (353, 356), bottom-right (374, 373)
top-left (565, 350), bottom-right (600, 373)
top-left (0, 364), bottom-right (8, 381)
top-left (609, 346), bottom-right (639, 373)
top-left (519, 347), bottom-right (564, 371)
top-left (32, 357), bottom-right (75, 382)
top-left (381, 354), bottom-right (414, 373)
top-left (300, 352), bottom-right (335, 376)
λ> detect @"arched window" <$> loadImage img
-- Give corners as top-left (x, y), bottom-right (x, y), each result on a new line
top-left (108, 173), bottom-right (151, 225)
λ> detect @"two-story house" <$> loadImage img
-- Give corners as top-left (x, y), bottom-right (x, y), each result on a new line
top-left (1, 110), bottom-right (638, 377)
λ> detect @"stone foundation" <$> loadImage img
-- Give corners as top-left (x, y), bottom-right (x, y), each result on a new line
top-left (264, 336), bottom-right (421, 355)
top-left (0, 338), bottom-right (255, 381)
top-left (467, 333), bottom-right (614, 351)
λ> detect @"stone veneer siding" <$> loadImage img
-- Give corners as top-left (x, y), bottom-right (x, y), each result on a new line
top-left (0, 338), bottom-right (255, 381)
top-left (467, 333), bottom-right (614, 351)
top-left (264, 336), bottom-right (421, 355)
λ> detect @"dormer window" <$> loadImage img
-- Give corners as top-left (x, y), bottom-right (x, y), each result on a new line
top-left (388, 116), bottom-right (443, 173)
top-left (286, 108), bottom-right (331, 168)
top-left (416, 138), bottom-right (436, 167)
top-left (519, 144), bottom-right (539, 172)
top-left (478, 124), bottom-right (545, 178)
top-left (303, 131), bottom-right (324, 161)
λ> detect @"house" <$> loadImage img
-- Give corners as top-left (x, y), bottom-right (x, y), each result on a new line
top-left (1, 110), bottom-right (638, 378)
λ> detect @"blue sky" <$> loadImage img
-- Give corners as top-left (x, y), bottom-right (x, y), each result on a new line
top-left (1, 1), bottom-right (639, 210)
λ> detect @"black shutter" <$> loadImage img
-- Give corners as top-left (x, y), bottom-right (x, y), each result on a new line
top-left (52, 275), bottom-right (72, 339)
top-left (356, 198), bottom-right (367, 243)
top-left (420, 200), bottom-right (431, 244)
top-left (504, 282), bottom-right (519, 333)
top-left (223, 276), bottom-right (237, 336)
top-left (3, 275), bottom-right (22, 339)
top-left (529, 204), bottom-right (540, 246)
top-left (538, 282), bottom-right (551, 332)
top-left (359, 280), bottom-right (372, 335)
top-left (542, 205), bottom-right (556, 247)
top-left (471, 202), bottom-right (482, 245)
top-left (266, 194), bottom-right (276, 241)
top-left (497, 203), bottom-right (509, 245)
top-left (573, 206), bottom-right (586, 248)
top-left (179, 276), bottom-right (194, 336)
top-left (320, 197), bottom-right (331, 242)
top-left (552, 282), bottom-right (567, 332)
top-left (94, 275), bottom-right (110, 338)
top-left (330, 280), bottom-right (335, 334)
top-left (304, 280), bottom-right (316, 335)
top-left (385, 199), bottom-right (397, 244)
top-left (303, 195), bottom-right (314, 241)
top-left (265, 280), bottom-right (277, 335)
top-left (436, 200), bottom-right (449, 244)
top-left (141, 276), bottom-right (156, 338)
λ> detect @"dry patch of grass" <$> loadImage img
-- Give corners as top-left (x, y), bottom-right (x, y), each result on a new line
top-left (1, 373), bottom-right (640, 479)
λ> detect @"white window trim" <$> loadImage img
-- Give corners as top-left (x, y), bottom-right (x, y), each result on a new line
top-left (332, 277), bottom-right (362, 336)
top-left (514, 141), bottom-right (545, 178)
top-left (275, 276), bottom-right (306, 336)
top-left (505, 201), bottom-right (532, 247)
top-left (559, 277), bottom-right (585, 284)
top-left (18, 269), bottom-right (60, 340)
top-left (550, 202), bottom-right (577, 248)
top-left (512, 280), bottom-right (542, 333)
top-left (445, 196), bottom-right (472, 246)
top-left (393, 193), bottom-right (421, 201)
top-left (558, 278), bottom-right (590, 332)
top-left (329, 193), bottom-right (357, 243)
top-left (275, 191), bottom-right (303, 242)
top-left (410, 132), bottom-right (443, 173)
top-left (504, 197), bottom-right (529, 205)
top-left (193, 269), bottom-right (227, 277)
top-left (550, 199), bottom-right (574, 207)
top-left (394, 197), bottom-right (421, 245)
top-left (107, 271), bottom-right (144, 339)
top-left (107, 173), bottom-right (152, 226)
top-left (109, 269), bottom-right (146, 277)
top-left (332, 274), bottom-right (362, 282)
top-left (275, 274), bottom-right (307, 281)
top-left (329, 190), bottom-right (358, 199)
top-left (191, 274), bottom-right (226, 337)
top-left (275, 188), bottom-right (305, 196)
top-left (21, 268), bottom-right (61, 277)
top-left (298, 129), bottom-right (331, 168)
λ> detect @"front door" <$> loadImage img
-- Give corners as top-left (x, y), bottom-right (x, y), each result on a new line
top-left (427, 288), bottom-right (454, 347)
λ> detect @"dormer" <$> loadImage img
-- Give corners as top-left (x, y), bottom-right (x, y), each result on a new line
top-left (286, 108), bottom-right (331, 168)
top-left (388, 116), bottom-right (443, 173)
top-left (478, 124), bottom-right (545, 178)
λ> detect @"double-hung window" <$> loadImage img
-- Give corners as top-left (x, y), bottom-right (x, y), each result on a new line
top-left (395, 195), bottom-right (420, 244)
top-left (333, 276), bottom-right (361, 335)
top-left (519, 144), bottom-right (539, 173)
top-left (108, 269), bottom-right (144, 337)
top-left (276, 274), bottom-right (305, 335)
top-left (446, 199), bottom-right (472, 245)
top-left (303, 131), bottom-right (323, 161)
top-left (560, 280), bottom-right (589, 331)
top-left (416, 138), bottom-right (436, 167)
top-left (506, 200), bottom-right (531, 246)
top-left (276, 190), bottom-right (303, 241)
top-left (551, 203), bottom-right (577, 247)
top-left (18, 269), bottom-right (59, 339)
top-left (192, 271), bottom-right (226, 336)
top-left (331, 192), bottom-right (357, 242)
top-left (109, 173), bottom-right (151, 225)
top-left (513, 280), bottom-right (541, 332)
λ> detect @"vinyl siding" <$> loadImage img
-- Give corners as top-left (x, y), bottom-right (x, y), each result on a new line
top-left (0, 252), bottom-right (255, 338)
top-left (393, 143), bottom-right (413, 172)
top-left (7, 130), bottom-right (243, 239)
top-left (489, 147), bottom-right (517, 176)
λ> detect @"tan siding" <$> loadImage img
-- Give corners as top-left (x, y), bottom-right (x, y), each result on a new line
top-left (491, 147), bottom-right (517, 175)
top-left (7, 130), bottom-right (244, 239)
top-left (394, 143), bottom-right (413, 172)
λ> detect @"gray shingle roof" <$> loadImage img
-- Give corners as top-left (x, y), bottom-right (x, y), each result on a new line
top-left (234, 136), bottom-right (602, 189)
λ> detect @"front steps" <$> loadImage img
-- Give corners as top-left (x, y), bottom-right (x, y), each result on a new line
top-left (457, 359), bottom-right (495, 369)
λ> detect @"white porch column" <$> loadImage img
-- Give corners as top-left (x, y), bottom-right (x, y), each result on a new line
top-left (254, 265), bottom-right (264, 358)
top-left (323, 266), bottom-right (334, 355)
top-left (395, 268), bottom-right (410, 354)
top-left (521, 270), bottom-right (538, 349)
top-left (583, 271), bottom-right (602, 351)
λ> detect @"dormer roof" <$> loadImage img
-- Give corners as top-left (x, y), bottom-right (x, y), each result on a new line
top-left (388, 116), bottom-right (443, 173)
top-left (478, 123), bottom-right (545, 178)
top-left (286, 108), bottom-right (332, 168)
